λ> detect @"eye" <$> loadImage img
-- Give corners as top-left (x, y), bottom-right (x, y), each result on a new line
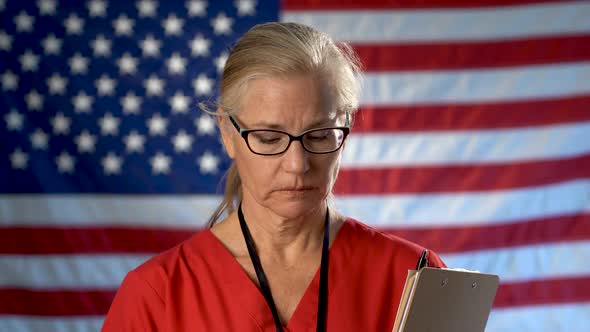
top-left (251, 132), bottom-right (284, 144)
top-left (306, 130), bottom-right (330, 141)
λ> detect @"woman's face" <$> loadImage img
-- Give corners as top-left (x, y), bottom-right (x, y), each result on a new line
top-left (220, 74), bottom-right (346, 220)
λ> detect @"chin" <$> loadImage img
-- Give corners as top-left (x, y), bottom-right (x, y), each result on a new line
top-left (268, 193), bottom-right (325, 220)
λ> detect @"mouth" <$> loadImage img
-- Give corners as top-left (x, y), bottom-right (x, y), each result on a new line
top-left (275, 186), bottom-right (317, 193)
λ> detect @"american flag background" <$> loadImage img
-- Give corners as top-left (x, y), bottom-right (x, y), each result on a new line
top-left (1, 0), bottom-right (589, 330)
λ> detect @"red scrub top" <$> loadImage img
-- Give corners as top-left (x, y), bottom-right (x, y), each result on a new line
top-left (101, 219), bottom-right (445, 331)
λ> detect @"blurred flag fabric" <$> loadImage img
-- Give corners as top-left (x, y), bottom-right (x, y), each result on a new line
top-left (1, 0), bottom-right (589, 331)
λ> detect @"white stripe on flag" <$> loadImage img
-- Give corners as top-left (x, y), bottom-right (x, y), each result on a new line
top-left (2, 241), bottom-right (588, 289)
top-left (0, 254), bottom-right (151, 289)
top-left (342, 121), bottom-right (590, 167)
top-left (2, 180), bottom-right (589, 228)
top-left (0, 195), bottom-right (219, 227)
top-left (0, 316), bottom-right (104, 332)
top-left (335, 180), bottom-right (590, 226)
top-left (487, 303), bottom-right (590, 332)
top-left (282, 2), bottom-right (590, 43)
top-left (441, 240), bottom-right (590, 282)
top-left (2, 303), bottom-right (589, 332)
top-left (360, 62), bottom-right (590, 105)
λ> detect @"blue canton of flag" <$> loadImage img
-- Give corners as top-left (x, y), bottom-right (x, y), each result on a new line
top-left (0, 0), bottom-right (278, 193)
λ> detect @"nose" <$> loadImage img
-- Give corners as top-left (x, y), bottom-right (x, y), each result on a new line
top-left (282, 140), bottom-right (310, 174)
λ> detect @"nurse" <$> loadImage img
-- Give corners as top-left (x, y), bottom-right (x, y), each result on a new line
top-left (102, 22), bottom-right (445, 332)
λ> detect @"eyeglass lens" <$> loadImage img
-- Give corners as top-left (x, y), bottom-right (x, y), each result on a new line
top-left (247, 129), bottom-right (345, 155)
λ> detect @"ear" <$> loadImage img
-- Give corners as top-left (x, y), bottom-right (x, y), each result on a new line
top-left (218, 112), bottom-right (236, 159)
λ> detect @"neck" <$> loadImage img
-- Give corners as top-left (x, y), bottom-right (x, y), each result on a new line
top-left (237, 199), bottom-right (327, 266)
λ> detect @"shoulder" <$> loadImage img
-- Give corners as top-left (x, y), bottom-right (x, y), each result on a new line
top-left (102, 229), bottom-right (221, 331)
top-left (129, 229), bottom-right (214, 298)
top-left (341, 218), bottom-right (445, 268)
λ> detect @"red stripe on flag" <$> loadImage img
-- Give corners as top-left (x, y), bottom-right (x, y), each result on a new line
top-left (494, 276), bottom-right (590, 308)
top-left (1, 214), bottom-right (588, 255)
top-left (283, 0), bottom-right (559, 10)
top-left (3, 276), bottom-right (588, 315)
top-left (0, 227), bottom-right (194, 254)
top-left (336, 154), bottom-right (590, 194)
top-left (354, 35), bottom-right (590, 72)
top-left (353, 95), bottom-right (590, 133)
top-left (0, 288), bottom-right (115, 316)
top-left (384, 213), bottom-right (590, 254)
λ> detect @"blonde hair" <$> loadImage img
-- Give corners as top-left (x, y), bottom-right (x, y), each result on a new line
top-left (206, 22), bottom-right (362, 227)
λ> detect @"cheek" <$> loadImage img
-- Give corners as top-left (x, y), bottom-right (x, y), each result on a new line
top-left (329, 160), bottom-right (341, 185)
top-left (235, 150), bottom-right (276, 192)
top-left (315, 155), bottom-right (342, 185)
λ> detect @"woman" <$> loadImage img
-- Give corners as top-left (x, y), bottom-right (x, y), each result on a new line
top-left (101, 22), bottom-right (445, 332)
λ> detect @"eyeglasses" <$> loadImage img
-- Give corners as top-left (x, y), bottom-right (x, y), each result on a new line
top-left (229, 114), bottom-right (350, 156)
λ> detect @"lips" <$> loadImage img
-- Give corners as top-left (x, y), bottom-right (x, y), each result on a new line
top-left (276, 186), bottom-right (316, 192)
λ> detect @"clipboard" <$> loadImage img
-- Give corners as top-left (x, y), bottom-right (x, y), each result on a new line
top-left (393, 267), bottom-right (500, 332)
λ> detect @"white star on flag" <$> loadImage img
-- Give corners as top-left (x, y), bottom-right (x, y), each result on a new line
top-left (64, 13), bottom-right (84, 35)
top-left (25, 90), bottom-right (43, 111)
top-left (144, 74), bottom-right (165, 96)
top-left (190, 34), bottom-right (210, 56)
top-left (41, 34), bottom-right (62, 55)
top-left (14, 11), bottom-right (35, 33)
top-left (46, 73), bottom-right (68, 95)
top-left (51, 112), bottom-right (71, 135)
top-left (117, 53), bottom-right (138, 75)
top-left (172, 130), bottom-right (194, 153)
top-left (167, 53), bottom-right (186, 74)
top-left (147, 113), bottom-right (168, 136)
top-left (10, 148), bottom-right (28, 170)
top-left (163, 14), bottom-right (184, 36)
top-left (124, 130), bottom-right (146, 153)
top-left (4, 109), bottom-right (24, 131)
top-left (55, 151), bottom-right (76, 173)
top-left (19, 50), bottom-right (40, 72)
top-left (88, 0), bottom-right (107, 17)
top-left (98, 112), bottom-right (120, 136)
top-left (69, 53), bottom-right (89, 74)
top-left (113, 14), bottom-right (134, 36)
top-left (72, 91), bottom-right (94, 113)
top-left (195, 114), bottom-right (216, 135)
top-left (75, 130), bottom-right (97, 153)
top-left (150, 152), bottom-right (171, 174)
top-left (95, 74), bottom-right (117, 96)
top-left (214, 52), bottom-right (228, 73)
top-left (235, 0), bottom-right (256, 16)
top-left (140, 35), bottom-right (161, 57)
top-left (0, 31), bottom-right (13, 51)
top-left (102, 152), bottom-right (123, 175)
top-left (198, 151), bottom-right (220, 174)
top-left (30, 128), bottom-right (49, 150)
top-left (186, 0), bottom-right (207, 17)
top-left (169, 91), bottom-right (190, 113)
top-left (137, 0), bottom-right (157, 18)
top-left (121, 91), bottom-right (142, 114)
top-left (1, 70), bottom-right (18, 91)
top-left (211, 12), bottom-right (233, 35)
top-left (193, 74), bottom-right (214, 95)
top-left (92, 35), bottom-right (112, 57)
top-left (37, 0), bottom-right (57, 16)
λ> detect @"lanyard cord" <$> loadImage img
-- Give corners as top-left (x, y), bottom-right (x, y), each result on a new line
top-left (238, 204), bottom-right (330, 332)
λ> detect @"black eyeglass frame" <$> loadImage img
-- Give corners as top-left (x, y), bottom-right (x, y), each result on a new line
top-left (228, 114), bottom-right (351, 156)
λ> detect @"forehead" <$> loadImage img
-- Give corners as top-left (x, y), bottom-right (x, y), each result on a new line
top-left (237, 74), bottom-right (338, 128)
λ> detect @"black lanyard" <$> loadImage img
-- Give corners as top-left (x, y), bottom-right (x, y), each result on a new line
top-left (238, 204), bottom-right (330, 332)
